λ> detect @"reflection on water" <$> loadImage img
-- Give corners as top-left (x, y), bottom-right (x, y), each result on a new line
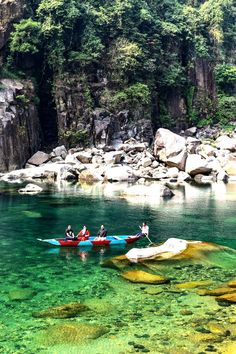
top-left (0, 181), bottom-right (236, 353)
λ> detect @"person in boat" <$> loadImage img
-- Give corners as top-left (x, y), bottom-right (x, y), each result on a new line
top-left (65, 225), bottom-right (76, 240)
top-left (77, 225), bottom-right (90, 239)
top-left (96, 224), bottom-right (107, 240)
top-left (137, 222), bottom-right (149, 237)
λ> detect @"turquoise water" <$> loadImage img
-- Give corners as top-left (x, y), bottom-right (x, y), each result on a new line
top-left (0, 181), bottom-right (236, 354)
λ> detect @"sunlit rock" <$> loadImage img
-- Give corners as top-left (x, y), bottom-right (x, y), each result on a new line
top-left (32, 302), bottom-right (88, 318)
top-left (38, 323), bottom-right (107, 345)
top-left (175, 280), bottom-right (213, 289)
top-left (216, 293), bottom-right (236, 303)
top-left (228, 279), bottom-right (236, 287)
top-left (121, 270), bottom-right (168, 284)
top-left (79, 169), bottom-right (102, 183)
top-left (18, 183), bottom-right (43, 194)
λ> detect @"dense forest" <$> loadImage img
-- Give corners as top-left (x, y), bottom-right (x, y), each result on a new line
top-left (1, 0), bottom-right (236, 148)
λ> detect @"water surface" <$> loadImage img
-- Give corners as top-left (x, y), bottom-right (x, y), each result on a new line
top-left (0, 181), bottom-right (236, 354)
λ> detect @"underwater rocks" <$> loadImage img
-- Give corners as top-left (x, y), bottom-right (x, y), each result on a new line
top-left (227, 279), bottom-right (236, 287)
top-left (32, 302), bottom-right (88, 318)
top-left (102, 254), bottom-right (131, 270)
top-left (175, 280), bottom-right (213, 289)
top-left (121, 270), bottom-right (168, 284)
top-left (8, 288), bottom-right (36, 301)
top-left (38, 322), bottom-right (108, 346)
top-left (197, 287), bottom-right (236, 296)
top-left (216, 293), bottom-right (236, 303)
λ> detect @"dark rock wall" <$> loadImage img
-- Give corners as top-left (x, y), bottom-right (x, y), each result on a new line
top-left (0, 79), bottom-right (41, 171)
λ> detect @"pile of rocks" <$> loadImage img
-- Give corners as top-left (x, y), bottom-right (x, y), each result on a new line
top-left (1, 127), bottom-right (236, 187)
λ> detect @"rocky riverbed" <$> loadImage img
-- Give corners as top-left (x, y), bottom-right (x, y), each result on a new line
top-left (1, 126), bottom-right (236, 195)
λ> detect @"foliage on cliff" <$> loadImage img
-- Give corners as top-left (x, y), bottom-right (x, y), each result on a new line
top-left (2, 0), bottom-right (236, 132)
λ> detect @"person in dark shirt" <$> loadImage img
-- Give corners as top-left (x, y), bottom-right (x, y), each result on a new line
top-left (65, 225), bottom-right (75, 240)
top-left (96, 225), bottom-right (107, 240)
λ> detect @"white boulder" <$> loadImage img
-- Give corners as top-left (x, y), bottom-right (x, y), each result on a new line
top-left (185, 154), bottom-right (212, 176)
top-left (104, 166), bottom-right (136, 182)
top-left (18, 183), bottom-right (43, 194)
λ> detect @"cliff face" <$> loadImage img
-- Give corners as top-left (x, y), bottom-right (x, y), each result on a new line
top-left (0, 79), bottom-right (41, 171)
top-left (0, 0), bottom-right (25, 50)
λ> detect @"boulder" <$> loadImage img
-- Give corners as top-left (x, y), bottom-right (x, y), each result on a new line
top-left (38, 323), bottom-right (108, 346)
top-left (59, 166), bottom-right (78, 181)
top-left (185, 154), bottom-right (212, 176)
top-left (217, 169), bottom-right (229, 182)
top-left (27, 151), bottom-right (51, 166)
top-left (104, 166), bottom-right (136, 182)
top-left (52, 145), bottom-right (67, 159)
top-left (224, 158), bottom-right (236, 176)
top-left (197, 144), bottom-right (216, 158)
top-left (177, 171), bottom-right (191, 182)
top-left (141, 157), bottom-right (152, 168)
top-left (186, 137), bottom-right (201, 154)
top-left (194, 174), bottom-right (214, 184)
top-left (228, 279), bottom-right (236, 288)
top-left (154, 128), bottom-right (187, 170)
top-left (8, 288), bottom-right (36, 301)
top-left (197, 287), bottom-right (236, 296)
top-left (32, 302), bottom-right (88, 319)
top-left (18, 183), bottom-right (43, 194)
top-left (160, 186), bottom-right (174, 198)
top-left (79, 169), bottom-right (102, 183)
top-left (65, 153), bottom-right (80, 164)
top-left (215, 135), bottom-right (236, 151)
top-left (175, 280), bottom-right (212, 289)
top-left (216, 293), bottom-right (236, 303)
top-left (103, 151), bottom-right (123, 164)
top-left (184, 127), bottom-right (197, 136)
top-left (166, 167), bottom-right (179, 178)
top-left (121, 270), bottom-right (168, 284)
top-left (75, 151), bottom-right (93, 163)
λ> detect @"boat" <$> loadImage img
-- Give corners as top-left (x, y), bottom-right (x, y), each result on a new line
top-left (37, 235), bottom-right (142, 247)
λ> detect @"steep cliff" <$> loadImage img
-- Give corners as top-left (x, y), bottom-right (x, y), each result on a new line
top-left (0, 79), bottom-right (41, 171)
top-left (0, 0), bottom-right (24, 50)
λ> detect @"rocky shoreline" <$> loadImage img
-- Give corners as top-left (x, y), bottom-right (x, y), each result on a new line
top-left (1, 126), bottom-right (236, 194)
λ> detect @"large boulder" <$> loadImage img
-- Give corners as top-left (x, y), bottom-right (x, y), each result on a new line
top-left (185, 154), bottom-right (212, 176)
top-left (154, 128), bottom-right (187, 170)
top-left (52, 145), bottom-right (67, 159)
top-left (27, 151), bottom-right (51, 166)
top-left (103, 151), bottom-right (123, 164)
top-left (215, 135), bottom-right (236, 151)
top-left (75, 151), bottom-right (93, 163)
top-left (79, 169), bottom-right (102, 183)
top-left (104, 166), bottom-right (136, 182)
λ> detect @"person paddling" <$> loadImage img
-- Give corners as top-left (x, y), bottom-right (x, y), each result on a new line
top-left (96, 225), bottom-right (107, 240)
top-left (137, 222), bottom-right (152, 244)
top-left (65, 225), bottom-right (75, 240)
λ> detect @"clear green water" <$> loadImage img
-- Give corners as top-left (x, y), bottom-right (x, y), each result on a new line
top-left (1, 181), bottom-right (236, 354)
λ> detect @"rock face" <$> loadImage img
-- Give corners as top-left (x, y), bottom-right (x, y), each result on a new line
top-left (0, 79), bottom-right (41, 172)
top-left (0, 0), bottom-right (25, 50)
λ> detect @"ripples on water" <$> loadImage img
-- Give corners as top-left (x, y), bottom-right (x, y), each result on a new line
top-left (0, 181), bottom-right (236, 354)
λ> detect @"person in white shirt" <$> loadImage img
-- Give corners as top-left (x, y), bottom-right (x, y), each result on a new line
top-left (140, 222), bottom-right (149, 237)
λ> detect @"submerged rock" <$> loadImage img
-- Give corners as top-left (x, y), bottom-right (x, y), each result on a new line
top-left (228, 279), bottom-right (236, 287)
top-left (197, 287), bottom-right (236, 296)
top-left (175, 280), bottom-right (213, 289)
top-left (102, 254), bottom-right (131, 270)
top-left (121, 270), bottom-right (168, 284)
top-left (32, 302), bottom-right (88, 318)
top-left (38, 322), bottom-right (108, 346)
top-left (216, 293), bottom-right (236, 303)
top-left (8, 288), bottom-right (36, 301)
